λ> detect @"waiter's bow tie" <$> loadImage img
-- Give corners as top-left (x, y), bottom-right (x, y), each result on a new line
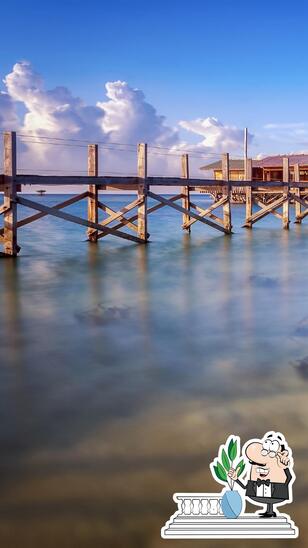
top-left (256, 479), bottom-right (270, 487)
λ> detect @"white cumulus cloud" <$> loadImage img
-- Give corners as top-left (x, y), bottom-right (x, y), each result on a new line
top-left (0, 61), bottom-right (252, 182)
top-left (179, 116), bottom-right (249, 152)
top-left (4, 61), bottom-right (104, 140)
top-left (98, 80), bottom-right (178, 147)
top-left (0, 91), bottom-right (19, 131)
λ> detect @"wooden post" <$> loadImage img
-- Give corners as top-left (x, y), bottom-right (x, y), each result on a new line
top-left (221, 153), bottom-right (232, 233)
top-left (282, 157), bottom-right (290, 229)
top-left (293, 163), bottom-right (301, 223)
top-left (245, 158), bottom-right (253, 228)
top-left (181, 154), bottom-right (190, 232)
top-left (87, 144), bottom-right (98, 241)
top-left (3, 131), bottom-right (19, 256)
top-left (137, 143), bottom-right (148, 242)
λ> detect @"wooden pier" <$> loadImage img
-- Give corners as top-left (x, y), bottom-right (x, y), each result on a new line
top-left (1, 131), bottom-right (308, 257)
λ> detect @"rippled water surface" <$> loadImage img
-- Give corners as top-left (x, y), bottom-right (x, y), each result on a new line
top-left (0, 194), bottom-right (307, 547)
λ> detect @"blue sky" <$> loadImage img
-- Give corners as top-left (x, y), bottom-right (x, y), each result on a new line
top-left (2, 0), bottom-right (308, 155)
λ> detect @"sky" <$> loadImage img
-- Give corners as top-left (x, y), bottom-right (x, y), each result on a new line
top-left (1, 0), bottom-right (308, 180)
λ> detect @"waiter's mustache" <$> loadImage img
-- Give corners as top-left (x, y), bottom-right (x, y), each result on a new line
top-left (248, 459), bottom-right (267, 466)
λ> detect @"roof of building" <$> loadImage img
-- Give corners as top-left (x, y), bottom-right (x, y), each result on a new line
top-left (254, 154), bottom-right (308, 168)
top-left (200, 160), bottom-right (244, 171)
top-left (201, 154), bottom-right (308, 171)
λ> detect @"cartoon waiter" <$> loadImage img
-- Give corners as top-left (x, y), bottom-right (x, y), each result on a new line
top-left (228, 431), bottom-right (295, 518)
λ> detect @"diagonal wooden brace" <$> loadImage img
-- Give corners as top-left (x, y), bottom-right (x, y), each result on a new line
top-left (242, 195), bottom-right (286, 227)
top-left (147, 190), bottom-right (228, 234)
top-left (291, 193), bottom-right (308, 221)
top-left (0, 203), bottom-right (10, 215)
top-left (97, 197), bottom-right (142, 231)
top-left (0, 192), bottom-right (89, 236)
top-left (16, 196), bottom-right (145, 244)
top-left (96, 194), bottom-right (182, 240)
top-left (184, 196), bottom-right (228, 229)
top-left (253, 197), bottom-right (283, 221)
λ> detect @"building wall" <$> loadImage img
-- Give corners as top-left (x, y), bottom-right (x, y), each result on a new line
top-left (214, 170), bottom-right (245, 181)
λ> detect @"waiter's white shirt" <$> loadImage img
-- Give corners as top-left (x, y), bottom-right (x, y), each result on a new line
top-left (256, 482), bottom-right (272, 497)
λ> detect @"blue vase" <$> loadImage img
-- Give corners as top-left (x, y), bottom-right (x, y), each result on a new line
top-left (221, 490), bottom-right (242, 519)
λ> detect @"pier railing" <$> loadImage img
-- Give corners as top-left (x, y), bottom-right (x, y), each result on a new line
top-left (1, 132), bottom-right (308, 256)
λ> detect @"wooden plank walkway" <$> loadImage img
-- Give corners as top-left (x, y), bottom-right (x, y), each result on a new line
top-left (1, 132), bottom-right (308, 257)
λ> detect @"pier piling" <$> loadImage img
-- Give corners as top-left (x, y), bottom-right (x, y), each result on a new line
top-left (181, 154), bottom-right (191, 232)
top-left (283, 157), bottom-right (290, 230)
top-left (3, 132), bottom-right (18, 256)
top-left (137, 143), bottom-right (148, 242)
top-left (87, 143), bottom-right (99, 242)
top-left (222, 153), bottom-right (232, 233)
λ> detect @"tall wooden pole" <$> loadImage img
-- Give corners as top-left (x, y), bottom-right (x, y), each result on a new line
top-left (245, 158), bottom-right (253, 228)
top-left (137, 143), bottom-right (148, 242)
top-left (293, 163), bottom-right (301, 223)
top-left (282, 157), bottom-right (290, 230)
top-left (3, 131), bottom-right (19, 256)
top-left (87, 144), bottom-right (98, 241)
top-left (222, 153), bottom-right (232, 233)
top-left (181, 154), bottom-right (190, 232)
top-left (244, 127), bottom-right (248, 181)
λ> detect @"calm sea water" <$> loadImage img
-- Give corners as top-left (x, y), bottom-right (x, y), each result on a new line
top-left (0, 194), bottom-right (308, 548)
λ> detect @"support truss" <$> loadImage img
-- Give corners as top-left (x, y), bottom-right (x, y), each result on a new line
top-left (292, 191), bottom-right (308, 223)
top-left (243, 193), bottom-right (287, 227)
top-left (147, 191), bottom-right (230, 234)
top-left (16, 196), bottom-right (145, 244)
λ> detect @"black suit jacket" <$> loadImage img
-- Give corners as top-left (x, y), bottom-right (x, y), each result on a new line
top-left (236, 468), bottom-right (292, 501)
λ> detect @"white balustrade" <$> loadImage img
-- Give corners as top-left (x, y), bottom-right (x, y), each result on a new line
top-left (176, 494), bottom-right (223, 516)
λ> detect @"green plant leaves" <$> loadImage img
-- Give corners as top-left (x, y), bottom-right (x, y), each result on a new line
top-left (228, 438), bottom-right (237, 462)
top-left (211, 437), bottom-right (243, 486)
top-left (236, 459), bottom-right (245, 477)
top-left (214, 461), bottom-right (228, 482)
top-left (221, 448), bottom-right (230, 471)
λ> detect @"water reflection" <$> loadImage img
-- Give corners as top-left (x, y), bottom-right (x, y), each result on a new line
top-left (0, 196), bottom-right (308, 547)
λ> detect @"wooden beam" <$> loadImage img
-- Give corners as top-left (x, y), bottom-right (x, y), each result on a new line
top-left (0, 181), bottom-right (21, 192)
top-left (221, 153), bottom-right (232, 233)
top-left (184, 196), bottom-right (228, 229)
top-left (16, 175), bottom-right (140, 186)
top-left (147, 190), bottom-right (228, 234)
top-left (3, 131), bottom-right (19, 256)
top-left (191, 205), bottom-right (225, 227)
top-left (292, 193), bottom-right (308, 207)
top-left (98, 197), bottom-right (142, 228)
top-left (0, 192), bottom-right (88, 236)
top-left (87, 144), bottom-right (98, 242)
top-left (15, 174), bottom-right (307, 188)
top-left (98, 201), bottom-right (139, 232)
top-left (291, 192), bottom-right (308, 221)
top-left (293, 204), bottom-right (308, 221)
top-left (245, 159), bottom-right (253, 228)
top-left (137, 143), bottom-right (148, 241)
top-left (96, 194), bottom-right (182, 240)
top-left (0, 204), bottom-right (10, 215)
top-left (293, 163), bottom-right (301, 223)
top-left (181, 154), bottom-right (190, 232)
top-left (16, 196), bottom-right (145, 244)
top-left (282, 157), bottom-right (290, 229)
top-left (242, 195), bottom-right (286, 226)
top-left (99, 184), bottom-right (138, 191)
top-left (253, 197), bottom-right (283, 220)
